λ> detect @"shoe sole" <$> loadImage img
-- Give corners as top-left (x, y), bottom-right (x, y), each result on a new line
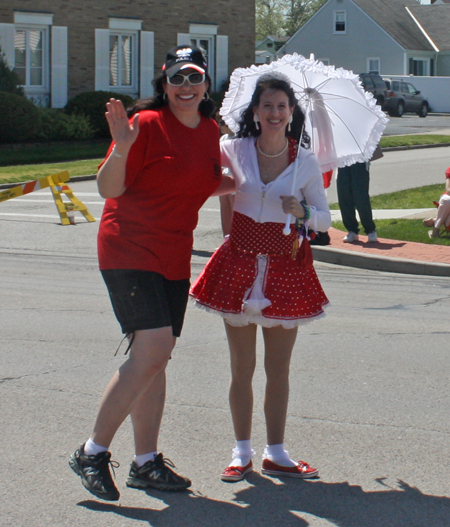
top-left (126, 477), bottom-right (191, 492)
top-left (69, 453), bottom-right (120, 501)
top-left (261, 468), bottom-right (319, 479)
top-left (220, 466), bottom-right (253, 482)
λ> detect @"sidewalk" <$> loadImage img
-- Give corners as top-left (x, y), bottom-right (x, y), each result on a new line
top-left (312, 222), bottom-right (450, 277)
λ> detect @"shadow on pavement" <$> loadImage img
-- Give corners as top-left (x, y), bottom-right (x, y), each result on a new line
top-left (78, 473), bottom-right (450, 526)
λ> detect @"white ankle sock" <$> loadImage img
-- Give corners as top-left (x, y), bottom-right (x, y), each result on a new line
top-left (229, 440), bottom-right (255, 468)
top-left (134, 451), bottom-right (158, 467)
top-left (84, 438), bottom-right (108, 456)
top-left (263, 444), bottom-right (297, 467)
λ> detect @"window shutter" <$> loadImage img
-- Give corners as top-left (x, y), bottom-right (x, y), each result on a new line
top-left (51, 26), bottom-right (68, 108)
top-left (216, 35), bottom-right (228, 91)
top-left (95, 28), bottom-right (110, 91)
top-left (177, 34), bottom-right (191, 46)
top-left (430, 58), bottom-right (434, 77)
top-left (0, 23), bottom-right (15, 67)
top-left (140, 31), bottom-right (154, 98)
top-left (408, 58), bottom-right (414, 75)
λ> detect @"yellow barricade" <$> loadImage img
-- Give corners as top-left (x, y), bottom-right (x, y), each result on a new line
top-left (0, 171), bottom-right (95, 225)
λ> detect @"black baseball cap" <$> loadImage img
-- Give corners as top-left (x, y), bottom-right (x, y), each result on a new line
top-left (162, 45), bottom-right (207, 77)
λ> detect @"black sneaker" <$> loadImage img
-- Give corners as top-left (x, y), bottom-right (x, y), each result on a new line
top-left (126, 453), bottom-right (191, 492)
top-left (69, 444), bottom-right (120, 501)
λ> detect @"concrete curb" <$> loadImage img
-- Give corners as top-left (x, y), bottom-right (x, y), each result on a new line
top-left (311, 245), bottom-right (450, 277)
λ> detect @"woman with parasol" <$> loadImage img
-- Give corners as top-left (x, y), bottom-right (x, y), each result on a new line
top-left (190, 73), bottom-right (331, 481)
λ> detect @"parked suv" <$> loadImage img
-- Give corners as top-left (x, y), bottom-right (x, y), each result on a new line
top-left (359, 73), bottom-right (389, 109)
top-left (383, 78), bottom-right (429, 118)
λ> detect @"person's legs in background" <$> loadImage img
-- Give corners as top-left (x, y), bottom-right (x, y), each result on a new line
top-left (337, 166), bottom-right (359, 242)
top-left (350, 162), bottom-right (377, 239)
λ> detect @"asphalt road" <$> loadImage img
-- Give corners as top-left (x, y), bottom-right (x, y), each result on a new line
top-left (1, 148), bottom-right (450, 527)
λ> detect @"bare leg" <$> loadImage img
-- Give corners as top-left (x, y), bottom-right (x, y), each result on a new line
top-left (131, 369), bottom-right (167, 455)
top-left (262, 325), bottom-right (298, 446)
top-left (224, 322), bottom-right (257, 441)
top-left (91, 327), bottom-right (175, 449)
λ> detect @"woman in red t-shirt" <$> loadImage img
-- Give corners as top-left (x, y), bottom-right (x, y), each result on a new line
top-left (69, 45), bottom-right (233, 500)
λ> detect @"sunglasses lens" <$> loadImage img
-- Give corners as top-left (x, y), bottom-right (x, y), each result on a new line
top-left (188, 73), bottom-right (204, 85)
top-left (168, 74), bottom-right (184, 86)
top-left (168, 73), bottom-right (205, 86)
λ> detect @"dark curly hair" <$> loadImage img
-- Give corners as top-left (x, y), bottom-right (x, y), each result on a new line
top-left (236, 73), bottom-right (310, 148)
top-left (127, 72), bottom-right (215, 118)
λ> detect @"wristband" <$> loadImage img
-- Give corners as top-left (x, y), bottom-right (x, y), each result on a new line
top-left (111, 146), bottom-right (122, 158)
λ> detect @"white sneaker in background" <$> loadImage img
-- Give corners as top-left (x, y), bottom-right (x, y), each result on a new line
top-left (367, 231), bottom-right (378, 243)
top-left (343, 231), bottom-right (359, 243)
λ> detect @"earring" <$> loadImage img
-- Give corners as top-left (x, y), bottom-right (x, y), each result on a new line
top-left (163, 93), bottom-right (168, 103)
top-left (203, 92), bottom-right (210, 101)
top-left (288, 115), bottom-right (293, 132)
top-left (253, 114), bottom-right (260, 130)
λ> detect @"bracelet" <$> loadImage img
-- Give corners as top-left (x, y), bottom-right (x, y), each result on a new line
top-left (300, 201), bottom-right (310, 221)
top-left (111, 146), bottom-right (122, 158)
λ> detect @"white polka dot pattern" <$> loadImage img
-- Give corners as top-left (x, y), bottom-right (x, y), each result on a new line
top-left (190, 212), bottom-right (329, 326)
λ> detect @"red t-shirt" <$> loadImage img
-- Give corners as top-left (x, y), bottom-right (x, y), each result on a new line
top-left (98, 106), bottom-right (221, 280)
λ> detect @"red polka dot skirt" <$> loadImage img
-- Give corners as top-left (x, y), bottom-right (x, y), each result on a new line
top-left (190, 212), bottom-right (329, 328)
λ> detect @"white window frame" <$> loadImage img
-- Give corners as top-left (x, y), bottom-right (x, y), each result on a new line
top-left (333, 10), bottom-right (347, 34)
top-left (12, 12), bottom-right (54, 106)
top-left (108, 18), bottom-right (141, 94)
top-left (367, 57), bottom-right (380, 74)
top-left (108, 30), bottom-right (138, 91)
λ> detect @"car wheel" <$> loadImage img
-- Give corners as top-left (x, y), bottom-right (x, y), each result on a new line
top-left (418, 103), bottom-right (428, 118)
top-left (396, 101), bottom-right (404, 117)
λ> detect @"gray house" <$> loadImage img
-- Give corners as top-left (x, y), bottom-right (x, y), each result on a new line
top-left (278, 0), bottom-right (450, 77)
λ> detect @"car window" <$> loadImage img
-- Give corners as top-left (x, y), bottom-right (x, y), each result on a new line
top-left (364, 77), bottom-right (375, 89)
top-left (392, 81), bottom-right (400, 91)
top-left (406, 83), bottom-right (417, 94)
top-left (400, 82), bottom-right (409, 92)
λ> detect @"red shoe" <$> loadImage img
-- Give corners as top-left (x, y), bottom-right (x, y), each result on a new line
top-left (220, 461), bottom-right (253, 482)
top-left (261, 458), bottom-right (318, 479)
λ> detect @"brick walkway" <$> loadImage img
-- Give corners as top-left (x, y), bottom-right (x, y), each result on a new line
top-left (328, 227), bottom-right (450, 265)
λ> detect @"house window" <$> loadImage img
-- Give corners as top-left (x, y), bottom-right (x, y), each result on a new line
top-left (409, 58), bottom-right (428, 76)
top-left (109, 32), bottom-right (136, 88)
top-left (334, 10), bottom-right (346, 33)
top-left (14, 28), bottom-right (45, 86)
top-left (367, 58), bottom-right (380, 74)
top-left (190, 36), bottom-right (214, 78)
top-left (96, 18), bottom-right (153, 98)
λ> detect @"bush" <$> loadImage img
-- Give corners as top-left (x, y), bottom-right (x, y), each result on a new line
top-left (0, 92), bottom-right (40, 143)
top-left (65, 91), bottom-right (135, 138)
top-left (0, 49), bottom-right (24, 96)
top-left (36, 108), bottom-right (95, 142)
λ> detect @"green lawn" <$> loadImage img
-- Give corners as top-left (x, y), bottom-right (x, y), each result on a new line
top-left (329, 184), bottom-right (443, 210)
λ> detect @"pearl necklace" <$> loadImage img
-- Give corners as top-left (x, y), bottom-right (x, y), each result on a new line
top-left (257, 137), bottom-right (289, 158)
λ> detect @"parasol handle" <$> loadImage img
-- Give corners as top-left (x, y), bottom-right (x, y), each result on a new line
top-left (283, 155), bottom-right (300, 235)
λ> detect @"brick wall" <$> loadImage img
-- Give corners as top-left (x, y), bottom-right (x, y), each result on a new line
top-left (1, 0), bottom-right (255, 100)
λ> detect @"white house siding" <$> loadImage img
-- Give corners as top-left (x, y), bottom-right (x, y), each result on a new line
top-left (282, 0), bottom-right (406, 75)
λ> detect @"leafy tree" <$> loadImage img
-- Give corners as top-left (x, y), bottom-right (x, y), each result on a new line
top-left (0, 48), bottom-right (24, 95)
top-left (256, 0), bottom-right (328, 41)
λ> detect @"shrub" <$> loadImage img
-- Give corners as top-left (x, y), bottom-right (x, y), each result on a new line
top-left (0, 48), bottom-right (24, 96)
top-left (0, 92), bottom-right (40, 143)
top-left (36, 108), bottom-right (95, 142)
top-left (65, 91), bottom-right (135, 138)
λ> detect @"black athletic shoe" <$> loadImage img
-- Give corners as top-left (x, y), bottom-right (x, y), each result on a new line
top-left (69, 444), bottom-right (120, 501)
top-left (126, 453), bottom-right (191, 492)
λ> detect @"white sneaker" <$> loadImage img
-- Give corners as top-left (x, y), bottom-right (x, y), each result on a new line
top-left (367, 231), bottom-right (378, 243)
top-left (343, 232), bottom-right (359, 243)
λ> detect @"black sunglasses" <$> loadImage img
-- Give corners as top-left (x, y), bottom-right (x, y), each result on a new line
top-left (167, 72), bottom-right (205, 86)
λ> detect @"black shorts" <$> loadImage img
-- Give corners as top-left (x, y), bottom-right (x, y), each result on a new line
top-left (101, 269), bottom-right (190, 337)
